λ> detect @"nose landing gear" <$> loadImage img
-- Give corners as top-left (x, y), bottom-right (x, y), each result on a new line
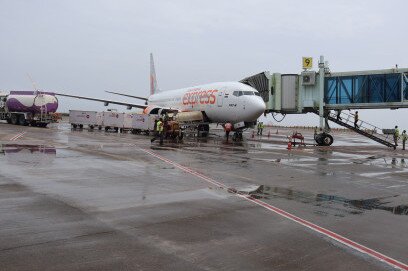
top-left (232, 131), bottom-right (243, 141)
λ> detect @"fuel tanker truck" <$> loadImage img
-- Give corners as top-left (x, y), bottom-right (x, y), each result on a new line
top-left (0, 91), bottom-right (59, 127)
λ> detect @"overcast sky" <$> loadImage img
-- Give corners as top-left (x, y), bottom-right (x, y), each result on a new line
top-left (1, 0), bottom-right (407, 128)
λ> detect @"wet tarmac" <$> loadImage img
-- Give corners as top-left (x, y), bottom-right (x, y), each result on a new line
top-left (0, 121), bottom-right (407, 270)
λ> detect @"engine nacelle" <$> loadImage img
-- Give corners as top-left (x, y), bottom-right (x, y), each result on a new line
top-left (143, 106), bottom-right (179, 115)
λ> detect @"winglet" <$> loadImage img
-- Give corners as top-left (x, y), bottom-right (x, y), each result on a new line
top-left (150, 53), bottom-right (158, 95)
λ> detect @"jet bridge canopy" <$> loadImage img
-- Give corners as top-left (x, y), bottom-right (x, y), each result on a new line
top-left (324, 70), bottom-right (408, 109)
top-left (240, 72), bottom-right (270, 103)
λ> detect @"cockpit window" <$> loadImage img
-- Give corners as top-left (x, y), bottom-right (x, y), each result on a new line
top-left (233, 90), bottom-right (259, 96)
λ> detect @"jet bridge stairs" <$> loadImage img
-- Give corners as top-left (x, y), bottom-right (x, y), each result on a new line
top-left (316, 110), bottom-right (396, 149)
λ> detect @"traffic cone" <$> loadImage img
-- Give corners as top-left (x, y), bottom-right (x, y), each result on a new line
top-left (251, 130), bottom-right (255, 138)
top-left (267, 130), bottom-right (271, 138)
top-left (276, 129), bottom-right (279, 134)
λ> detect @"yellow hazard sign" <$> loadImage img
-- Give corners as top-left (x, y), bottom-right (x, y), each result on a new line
top-left (302, 57), bottom-right (313, 69)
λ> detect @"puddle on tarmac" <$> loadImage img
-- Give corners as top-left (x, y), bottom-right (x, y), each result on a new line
top-left (0, 144), bottom-right (56, 164)
top-left (242, 185), bottom-right (408, 216)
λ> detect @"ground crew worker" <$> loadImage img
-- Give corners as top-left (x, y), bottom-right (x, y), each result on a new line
top-left (336, 110), bottom-right (342, 121)
top-left (394, 125), bottom-right (400, 146)
top-left (153, 119), bottom-right (158, 133)
top-left (401, 130), bottom-right (407, 150)
top-left (259, 122), bottom-right (265, 136)
top-left (158, 118), bottom-right (164, 145)
top-left (151, 118), bottom-right (164, 144)
top-left (257, 122), bottom-right (261, 135)
top-left (164, 112), bottom-right (169, 122)
top-left (354, 111), bottom-right (359, 128)
top-left (224, 122), bottom-right (232, 141)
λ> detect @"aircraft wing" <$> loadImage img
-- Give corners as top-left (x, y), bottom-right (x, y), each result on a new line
top-left (105, 91), bottom-right (148, 101)
top-left (55, 93), bottom-right (147, 109)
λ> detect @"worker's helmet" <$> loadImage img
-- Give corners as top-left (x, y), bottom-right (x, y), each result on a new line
top-left (404, 130), bottom-right (406, 133)
top-left (395, 125), bottom-right (398, 128)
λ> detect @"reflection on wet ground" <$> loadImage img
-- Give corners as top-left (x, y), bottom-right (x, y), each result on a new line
top-left (0, 144), bottom-right (56, 164)
top-left (244, 185), bottom-right (408, 216)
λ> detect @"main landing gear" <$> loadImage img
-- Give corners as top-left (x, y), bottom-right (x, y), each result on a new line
top-left (314, 132), bottom-right (334, 146)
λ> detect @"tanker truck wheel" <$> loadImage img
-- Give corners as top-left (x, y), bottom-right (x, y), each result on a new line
top-left (18, 115), bottom-right (28, 126)
top-left (10, 114), bottom-right (18, 125)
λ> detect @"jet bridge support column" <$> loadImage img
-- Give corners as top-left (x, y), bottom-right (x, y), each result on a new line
top-left (318, 55), bottom-right (325, 130)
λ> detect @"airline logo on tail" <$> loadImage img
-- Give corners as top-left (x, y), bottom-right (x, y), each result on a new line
top-left (150, 53), bottom-right (158, 95)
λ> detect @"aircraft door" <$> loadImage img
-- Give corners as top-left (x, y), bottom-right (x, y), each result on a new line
top-left (217, 91), bottom-right (223, 107)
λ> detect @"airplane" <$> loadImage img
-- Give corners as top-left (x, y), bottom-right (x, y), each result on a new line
top-left (56, 54), bottom-right (266, 137)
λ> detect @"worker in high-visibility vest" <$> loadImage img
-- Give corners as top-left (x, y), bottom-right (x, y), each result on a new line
top-left (257, 122), bottom-right (261, 135)
top-left (158, 118), bottom-right (164, 145)
top-left (394, 125), bottom-right (400, 146)
top-left (402, 130), bottom-right (407, 150)
top-left (259, 122), bottom-right (265, 136)
top-left (151, 118), bottom-right (164, 144)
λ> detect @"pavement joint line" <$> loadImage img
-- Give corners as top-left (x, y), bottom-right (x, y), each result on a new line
top-left (9, 131), bottom-right (26, 141)
top-left (140, 147), bottom-right (408, 271)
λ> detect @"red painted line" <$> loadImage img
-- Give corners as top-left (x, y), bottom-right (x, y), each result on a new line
top-left (141, 148), bottom-right (408, 271)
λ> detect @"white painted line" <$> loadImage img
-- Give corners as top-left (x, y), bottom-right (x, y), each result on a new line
top-left (9, 132), bottom-right (26, 141)
top-left (141, 148), bottom-right (408, 271)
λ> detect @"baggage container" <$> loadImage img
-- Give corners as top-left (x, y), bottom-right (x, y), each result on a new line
top-left (69, 110), bottom-right (97, 129)
top-left (130, 114), bottom-right (158, 134)
top-left (123, 113), bottom-right (135, 129)
top-left (96, 112), bottom-right (103, 129)
top-left (103, 112), bottom-right (124, 131)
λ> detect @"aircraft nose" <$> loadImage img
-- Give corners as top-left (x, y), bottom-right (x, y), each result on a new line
top-left (246, 97), bottom-right (266, 121)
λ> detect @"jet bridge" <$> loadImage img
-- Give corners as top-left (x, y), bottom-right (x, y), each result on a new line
top-left (243, 56), bottom-right (408, 147)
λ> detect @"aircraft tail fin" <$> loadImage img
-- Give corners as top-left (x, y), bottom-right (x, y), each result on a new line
top-left (150, 53), bottom-right (158, 95)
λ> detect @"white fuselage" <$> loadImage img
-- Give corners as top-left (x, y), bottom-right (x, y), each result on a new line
top-left (147, 82), bottom-right (265, 123)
